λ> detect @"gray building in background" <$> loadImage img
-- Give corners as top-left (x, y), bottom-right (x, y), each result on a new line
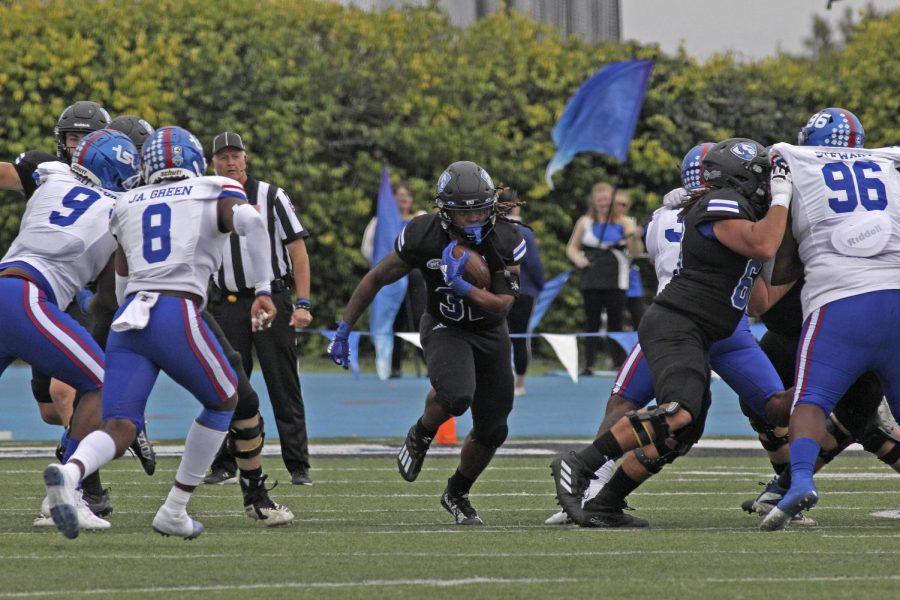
top-left (343, 0), bottom-right (621, 43)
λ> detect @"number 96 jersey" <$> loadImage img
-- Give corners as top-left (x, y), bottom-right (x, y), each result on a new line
top-left (771, 143), bottom-right (900, 320)
top-left (111, 176), bottom-right (247, 303)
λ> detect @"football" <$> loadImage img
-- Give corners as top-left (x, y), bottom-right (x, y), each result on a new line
top-left (452, 242), bottom-right (491, 290)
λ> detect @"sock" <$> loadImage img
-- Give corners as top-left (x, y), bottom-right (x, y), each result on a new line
top-left (789, 437), bottom-right (820, 487)
top-left (584, 460), bottom-right (616, 503)
top-left (162, 486), bottom-right (192, 512)
top-left (771, 461), bottom-right (788, 475)
top-left (175, 419), bottom-right (228, 487)
top-left (70, 431), bottom-right (117, 481)
top-left (415, 418), bottom-right (437, 439)
top-left (777, 468), bottom-right (791, 490)
top-left (62, 436), bottom-right (79, 463)
top-left (239, 466), bottom-right (264, 489)
top-left (576, 432), bottom-right (622, 470)
top-left (591, 467), bottom-right (642, 508)
top-left (446, 469), bottom-right (476, 496)
top-left (81, 471), bottom-right (103, 496)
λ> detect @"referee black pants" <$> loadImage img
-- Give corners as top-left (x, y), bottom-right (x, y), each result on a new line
top-left (208, 289), bottom-right (310, 472)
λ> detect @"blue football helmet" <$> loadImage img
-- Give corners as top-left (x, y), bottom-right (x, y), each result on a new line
top-left (142, 126), bottom-right (207, 184)
top-left (434, 160), bottom-right (497, 245)
top-left (798, 107), bottom-right (865, 148)
top-left (680, 142), bottom-right (716, 191)
top-left (69, 129), bottom-right (140, 192)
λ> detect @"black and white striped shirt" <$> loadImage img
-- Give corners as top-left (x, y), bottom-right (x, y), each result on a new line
top-left (214, 176), bottom-right (309, 292)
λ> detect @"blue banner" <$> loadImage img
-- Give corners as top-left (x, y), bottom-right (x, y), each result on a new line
top-left (369, 165), bottom-right (408, 379)
top-left (528, 270), bottom-right (571, 333)
top-left (545, 59), bottom-right (654, 188)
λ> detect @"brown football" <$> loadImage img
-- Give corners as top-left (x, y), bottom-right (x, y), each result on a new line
top-left (452, 242), bottom-right (492, 290)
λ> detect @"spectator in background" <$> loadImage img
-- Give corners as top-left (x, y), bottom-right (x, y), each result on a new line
top-left (503, 191), bottom-right (544, 396)
top-left (361, 181), bottom-right (427, 378)
top-left (566, 183), bottom-right (641, 374)
top-left (611, 191), bottom-right (647, 330)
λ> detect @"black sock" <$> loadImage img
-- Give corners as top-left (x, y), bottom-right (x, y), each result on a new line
top-left (239, 466), bottom-right (263, 483)
top-left (592, 468), bottom-right (642, 507)
top-left (576, 431), bottom-right (623, 470)
top-left (446, 469), bottom-right (476, 496)
top-left (777, 469), bottom-right (791, 489)
top-left (81, 470), bottom-right (103, 496)
top-left (415, 418), bottom-right (437, 439)
top-left (771, 461), bottom-right (788, 476)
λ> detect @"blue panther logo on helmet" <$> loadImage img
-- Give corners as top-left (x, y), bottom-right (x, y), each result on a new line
top-left (142, 126), bottom-right (207, 184)
top-left (680, 142), bottom-right (715, 191)
top-left (69, 130), bottom-right (140, 192)
top-left (798, 107), bottom-right (865, 148)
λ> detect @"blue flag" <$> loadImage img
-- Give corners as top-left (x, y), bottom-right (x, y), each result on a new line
top-left (528, 270), bottom-right (571, 333)
top-left (369, 165), bottom-right (408, 379)
top-left (545, 59), bottom-right (654, 188)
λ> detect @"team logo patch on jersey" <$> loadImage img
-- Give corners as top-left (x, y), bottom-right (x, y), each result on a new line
top-left (707, 199), bottom-right (740, 214)
top-left (426, 258), bottom-right (442, 270)
top-left (730, 142), bottom-right (757, 161)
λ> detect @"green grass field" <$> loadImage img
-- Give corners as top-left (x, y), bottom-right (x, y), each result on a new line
top-left (2, 451), bottom-right (900, 598)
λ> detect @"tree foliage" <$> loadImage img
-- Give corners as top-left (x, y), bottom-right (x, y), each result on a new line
top-left (1, 1), bottom-right (898, 346)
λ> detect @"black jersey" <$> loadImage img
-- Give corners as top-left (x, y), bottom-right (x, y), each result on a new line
top-left (760, 277), bottom-right (804, 339)
top-left (395, 213), bottom-right (524, 331)
top-left (653, 188), bottom-right (764, 341)
top-left (13, 150), bottom-right (59, 199)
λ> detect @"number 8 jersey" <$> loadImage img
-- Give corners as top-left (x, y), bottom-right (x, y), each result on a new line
top-left (771, 143), bottom-right (900, 320)
top-left (110, 176), bottom-right (247, 303)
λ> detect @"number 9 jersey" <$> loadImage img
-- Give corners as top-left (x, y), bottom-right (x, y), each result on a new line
top-left (771, 143), bottom-right (900, 320)
top-left (110, 176), bottom-right (248, 303)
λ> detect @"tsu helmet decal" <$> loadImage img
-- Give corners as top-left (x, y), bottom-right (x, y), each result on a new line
top-left (680, 142), bottom-right (715, 191)
top-left (798, 107), bottom-right (865, 148)
top-left (702, 138), bottom-right (770, 202)
top-left (54, 100), bottom-right (111, 163)
top-left (434, 160), bottom-right (497, 245)
top-left (70, 129), bottom-right (140, 192)
top-left (141, 126), bottom-right (207, 184)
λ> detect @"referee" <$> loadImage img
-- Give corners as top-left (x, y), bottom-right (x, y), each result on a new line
top-left (205, 131), bottom-right (314, 485)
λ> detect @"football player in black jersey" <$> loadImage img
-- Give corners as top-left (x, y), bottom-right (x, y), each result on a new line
top-left (329, 161), bottom-right (526, 525)
top-left (550, 138), bottom-right (793, 527)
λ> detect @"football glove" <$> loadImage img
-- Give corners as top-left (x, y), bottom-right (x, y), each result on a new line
top-left (769, 156), bottom-right (792, 209)
top-left (327, 320), bottom-right (352, 369)
top-left (440, 240), bottom-right (473, 297)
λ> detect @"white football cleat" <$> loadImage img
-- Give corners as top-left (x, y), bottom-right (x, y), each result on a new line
top-left (544, 510), bottom-right (573, 525)
top-left (153, 505), bottom-right (204, 540)
top-left (43, 464), bottom-right (80, 539)
top-left (35, 493), bottom-right (111, 531)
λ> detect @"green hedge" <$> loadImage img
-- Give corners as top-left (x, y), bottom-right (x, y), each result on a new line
top-left (1, 1), bottom-right (898, 353)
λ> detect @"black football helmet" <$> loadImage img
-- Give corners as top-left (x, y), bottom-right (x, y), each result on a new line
top-left (701, 138), bottom-right (770, 203)
top-left (54, 101), bottom-right (111, 162)
top-left (108, 115), bottom-right (155, 152)
top-left (434, 160), bottom-right (497, 244)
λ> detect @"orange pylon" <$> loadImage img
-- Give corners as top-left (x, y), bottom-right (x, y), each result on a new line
top-left (434, 417), bottom-right (457, 445)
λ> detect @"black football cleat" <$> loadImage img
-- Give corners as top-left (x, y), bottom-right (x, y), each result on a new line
top-left (550, 451), bottom-right (595, 522)
top-left (581, 496), bottom-right (649, 528)
top-left (397, 425), bottom-right (433, 482)
top-left (441, 489), bottom-right (484, 525)
top-left (129, 424), bottom-right (157, 476)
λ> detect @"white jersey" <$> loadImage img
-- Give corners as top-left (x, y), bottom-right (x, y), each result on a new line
top-left (644, 188), bottom-right (686, 294)
top-left (772, 143), bottom-right (900, 319)
top-left (1, 162), bottom-right (117, 307)
top-left (110, 176), bottom-right (247, 303)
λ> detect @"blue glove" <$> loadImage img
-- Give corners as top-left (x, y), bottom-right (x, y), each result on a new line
top-left (440, 240), bottom-right (473, 297)
top-left (327, 320), bottom-right (352, 369)
top-left (75, 288), bottom-right (94, 315)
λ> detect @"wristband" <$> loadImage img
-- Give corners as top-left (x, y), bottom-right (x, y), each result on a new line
top-left (294, 298), bottom-right (312, 311)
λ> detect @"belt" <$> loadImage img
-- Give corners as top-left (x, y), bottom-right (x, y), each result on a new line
top-left (215, 278), bottom-right (290, 299)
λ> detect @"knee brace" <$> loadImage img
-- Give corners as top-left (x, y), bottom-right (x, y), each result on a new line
top-left (229, 414), bottom-right (265, 460)
top-left (633, 447), bottom-right (667, 474)
top-left (471, 423), bottom-right (508, 450)
top-left (819, 415), bottom-right (855, 464)
top-left (626, 403), bottom-right (681, 447)
top-left (739, 397), bottom-right (788, 452)
top-left (858, 417), bottom-right (900, 466)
